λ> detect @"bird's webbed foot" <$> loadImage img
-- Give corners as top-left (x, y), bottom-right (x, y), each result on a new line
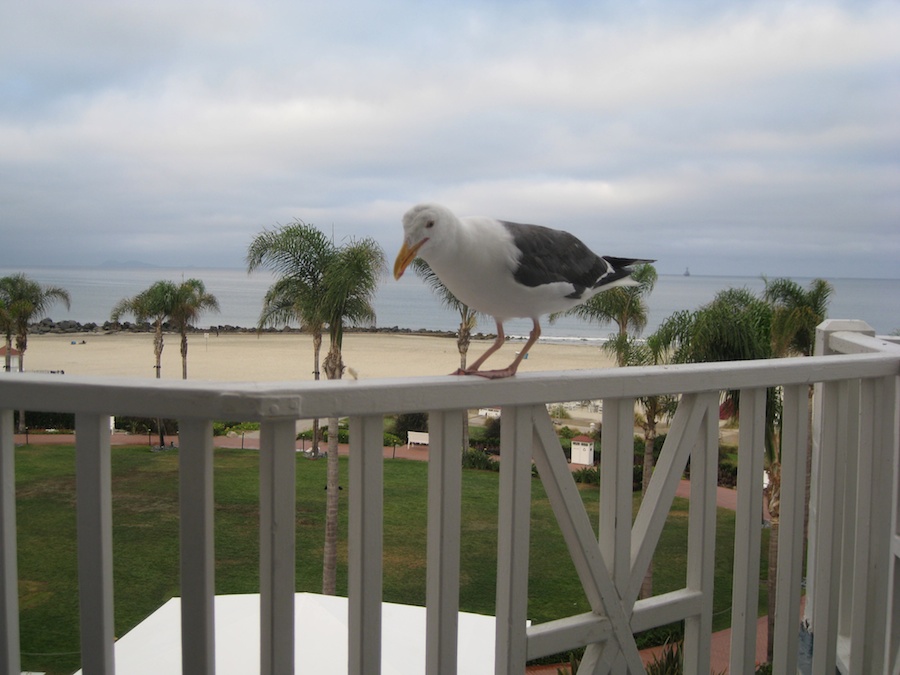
top-left (449, 367), bottom-right (517, 379)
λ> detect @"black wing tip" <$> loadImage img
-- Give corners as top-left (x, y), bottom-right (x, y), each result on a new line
top-left (603, 256), bottom-right (656, 269)
top-left (591, 257), bottom-right (655, 290)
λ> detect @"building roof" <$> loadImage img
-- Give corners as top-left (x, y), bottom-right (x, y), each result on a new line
top-left (75, 593), bottom-right (499, 674)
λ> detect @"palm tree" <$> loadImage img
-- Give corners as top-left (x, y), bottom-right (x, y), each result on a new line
top-left (0, 273), bottom-right (71, 432)
top-left (247, 221), bottom-right (337, 458)
top-left (111, 280), bottom-right (178, 380)
top-left (411, 258), bottom-right (482, 452)
top-left (764, 277), bottom-right (832, 357)
top-left (556, 263), bottom-right (657, 365)
top-left (659, 287), bottom-right (774, 366)
top-left (167, 279), bottom-right (220, 379)
top-left (0, 274), bottom-right (71, 374)
top-left (111, 280), bottom-right (183, 448)
top-left (319, 238), bottom-right (385, 595)
top-left (318, 238), bottom-right (385, 384)
top-left (762, 277), bottom-right (831, 662)
top-left (0, 297), bottom-right (12, 373)
top-left (247, 223), bottom-right (385, 595)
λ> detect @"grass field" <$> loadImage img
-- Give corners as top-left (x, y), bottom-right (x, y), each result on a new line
top-left (12, 443), bottom-right (766, 674)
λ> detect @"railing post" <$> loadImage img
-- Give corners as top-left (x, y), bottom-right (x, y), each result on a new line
top-left (348, 414), bottom-right (385, 675)
top-left (729, 387), bottom-right (766, 673)
top-left (0, 409), bottom-right (20, 675)
top-left (179, 419), bottom-right (216, 675)
top-left (259, 419), bottom-right (297, 675)
top-left (682, 392), bottom-right (718, 675)
top-left (495, 404), bottom-right (534, 674)
top-left (75, 413), bottom-right (115, 675)
top-left (580, 396), bottom-right (636, 671)
top-left (772, 384), bottom-right (809, 674)
top-left (885, 368), bottom-right (900, 673)
top-left (598, 397), bottom-right (633, 589)
top-left (806, 320), bottom-right (875, 629)
top-left (810, 380), bottom-right (847, 672)
top-left (425, 410), bottom-right (462, 675)
top-left (846, 376), bottom-right (893, 674)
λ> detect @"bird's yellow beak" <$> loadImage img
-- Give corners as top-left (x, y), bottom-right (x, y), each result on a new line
top-left (393, 239), bottom-right (427, 279)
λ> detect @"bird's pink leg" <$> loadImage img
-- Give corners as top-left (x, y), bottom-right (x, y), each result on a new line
top-left (452, 320), bottom-right (506, 375)
top-left (464, 319), bottom-right (541, 380)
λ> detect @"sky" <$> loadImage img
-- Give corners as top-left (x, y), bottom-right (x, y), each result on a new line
top-left (1, 0), bottom-right (898, 278)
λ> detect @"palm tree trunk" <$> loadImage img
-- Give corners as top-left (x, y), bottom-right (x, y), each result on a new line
top-left (322, 415), bottom-right (340, 595)
top-left (766, 468), bottom-right (782, 663)
top-left (154, 321), bottom-right (165, 447)
top-left (180, 330), bottom-right (188, 379)
top-left (459, 332), bottom-right (470, 454)
top-left (640, 430), bottom-right (656, 599)
top-left (767, 517), bottom-right (779, 663)
top-left (154, 322), bottom-right (164, 378)
top-left (15, 342), bottom-right (25, 433)
top-left (311, 332), bottom-right (323, 458)
top-left (322, 343), bottom-right (344, 595)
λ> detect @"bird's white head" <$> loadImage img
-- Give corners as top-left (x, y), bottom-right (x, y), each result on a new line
top-left (393, 203), bottom-right (456, 279)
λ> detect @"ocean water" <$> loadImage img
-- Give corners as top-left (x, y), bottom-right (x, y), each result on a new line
top-left (2, 266), bottom-right (898, 339)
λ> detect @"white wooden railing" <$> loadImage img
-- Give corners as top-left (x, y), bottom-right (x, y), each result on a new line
top-left (0, 320), bottom-right (898, 674)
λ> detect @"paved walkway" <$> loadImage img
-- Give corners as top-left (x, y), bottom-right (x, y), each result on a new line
top-left (15, 431), bottom-right (769, 673)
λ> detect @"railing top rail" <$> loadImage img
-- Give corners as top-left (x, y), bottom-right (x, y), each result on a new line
top-left (828, 330), bottom-right (900, 356)
top-left (0, 351), bottom-right (896, 421)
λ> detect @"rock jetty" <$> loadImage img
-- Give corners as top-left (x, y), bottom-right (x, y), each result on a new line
top-left (28, 318), bottom-right (480, 339)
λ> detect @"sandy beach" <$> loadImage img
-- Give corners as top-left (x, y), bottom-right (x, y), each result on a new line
top-left (20, 331), bottom-right (616, 381)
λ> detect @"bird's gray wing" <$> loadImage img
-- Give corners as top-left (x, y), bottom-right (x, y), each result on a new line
top-left (500, 221), bottom-right (608, 299)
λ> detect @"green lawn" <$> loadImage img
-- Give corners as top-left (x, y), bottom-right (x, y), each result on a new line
top-left (13, 443), bottom-right (766, 674)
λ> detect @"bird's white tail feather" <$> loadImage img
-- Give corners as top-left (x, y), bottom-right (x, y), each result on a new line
top-left (602, 276), bottom-right (639, 290)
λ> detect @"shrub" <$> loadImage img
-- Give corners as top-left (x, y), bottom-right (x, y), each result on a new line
top-left (481, 417), bottom-right (501, 448)
top-left (572, 465), bottom-right (600, 485)
top-left (462, 449), bottom-right (499, 472)
top-left (392, 412), bottom-right (428, 439)
top-left (548, 404), bottom-right (571, 419)
top-left (298, 422), bottom-right (349, 444)
top-left (213, 421), bottom-right (261, 436)
top-left (325, 426), bottom-right (350, 444)
top-left (640, 637), bottom-right (729, 675)
top-left (556, 651), bottom-right (581, 675)
top-left (718, 463), bottom-right (738, 489)
top-left (644, 640), bottom-right (682, 675)
top-left (633, 464), bottom-right (643, 491)
top-left (635, 623), bottom-right (684, 650)
top-left (14, 411), bottom-right (76, 431)
top-left (114, 416), bottom-right (177, 436)
top-left (296, 426), bottom-right (401, 447)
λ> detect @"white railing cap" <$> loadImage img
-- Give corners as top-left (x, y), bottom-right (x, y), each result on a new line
top-left (2, 352), bottom-right (898, 421)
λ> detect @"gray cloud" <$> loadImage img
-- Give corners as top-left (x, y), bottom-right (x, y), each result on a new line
top-left (1, 0), bottom-right (898, 277)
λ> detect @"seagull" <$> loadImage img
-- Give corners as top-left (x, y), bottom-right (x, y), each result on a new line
top-left (393, 203), bottom-right (654, 379)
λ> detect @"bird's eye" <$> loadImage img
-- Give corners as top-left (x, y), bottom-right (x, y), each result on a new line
top-left (425, 220), bottom-right (434, 229)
